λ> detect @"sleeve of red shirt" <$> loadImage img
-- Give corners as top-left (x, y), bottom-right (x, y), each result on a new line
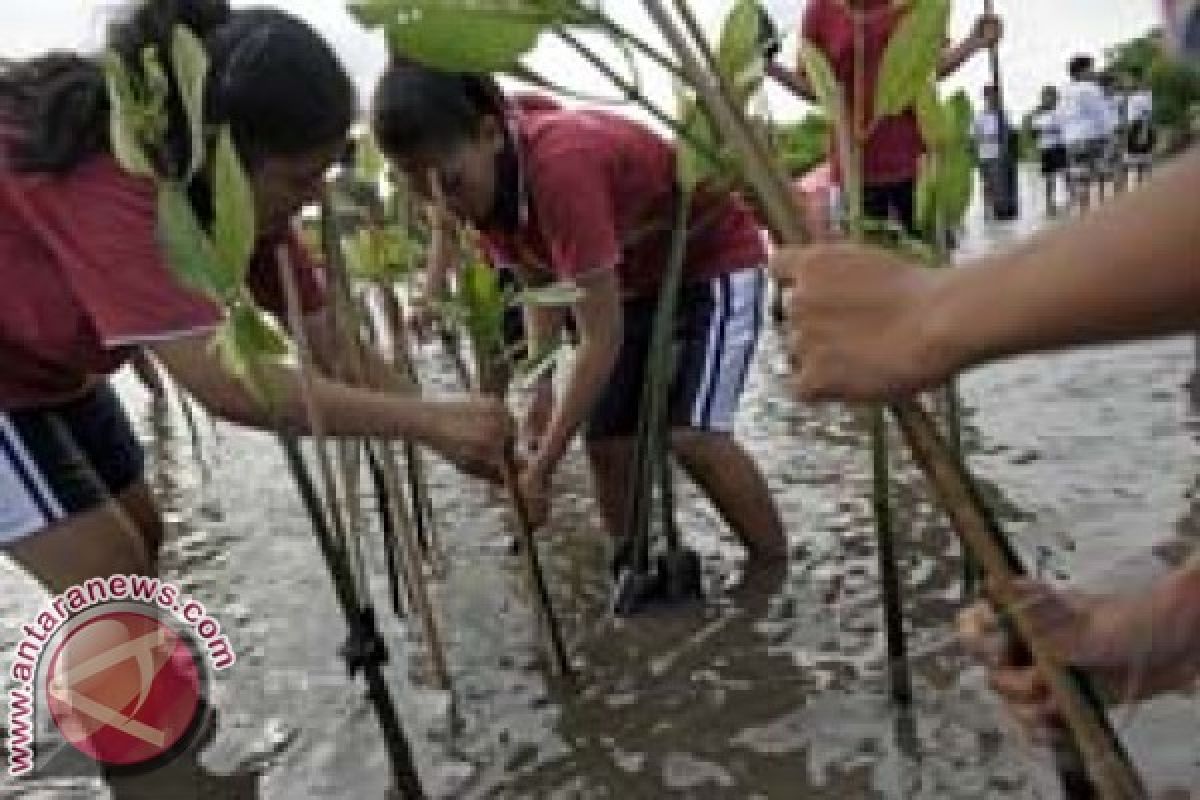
top-left (16, 155), bottom-right (224, 347)
top-left (245, 230), bottom-right (329, 316)
top-left (527, 145), bottom-right (621, 279)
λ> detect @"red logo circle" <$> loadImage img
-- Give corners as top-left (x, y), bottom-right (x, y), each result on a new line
top-left (44, 610), bottom-right (203, 767)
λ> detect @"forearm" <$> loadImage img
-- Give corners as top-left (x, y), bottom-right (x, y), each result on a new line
top-left (536, 331), bottom-right (619, 471)
top-left (155, 340), bottom-right (450, 445)
top-left (930, 149), bottom-right (1200, 371)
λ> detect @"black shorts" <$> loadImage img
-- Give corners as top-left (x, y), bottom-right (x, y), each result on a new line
top-left (863, 180), bottom-right (918, 237)
top-left (1040, 145), bottom-right (1067, 175)
top-left (586, 268), bottom-right (765, 441)
top-left (0, 384), bottom-right (144, 543)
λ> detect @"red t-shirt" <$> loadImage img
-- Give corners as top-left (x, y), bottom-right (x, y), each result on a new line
top-left (0, 136), bottom-right (325, 409)
top-left (802, 0), bottom-right (926, 185)
top-left (479, 108), bottom-right (766, 298)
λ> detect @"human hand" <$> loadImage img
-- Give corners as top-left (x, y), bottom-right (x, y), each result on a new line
top-left (771, 243), bottom-right (962, 402)
top-left (956, 576), bottom-right (1194, 739)
top-left (430, 395), bottom-right (512, 484)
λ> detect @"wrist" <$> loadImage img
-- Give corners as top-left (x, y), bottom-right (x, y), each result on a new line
top-left (919, 267), bottom-right (979, 381)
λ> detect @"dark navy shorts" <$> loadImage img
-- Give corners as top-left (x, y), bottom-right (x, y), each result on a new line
top-left (0, 384), bottom-right (144, 544)
top-left (586, 267), bottom-right (765, 441)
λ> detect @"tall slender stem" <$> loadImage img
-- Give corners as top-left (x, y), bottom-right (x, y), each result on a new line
top-left (502, 449), bottom-right (574, 678)
top-left (277, 254), bottom-right (427, 799)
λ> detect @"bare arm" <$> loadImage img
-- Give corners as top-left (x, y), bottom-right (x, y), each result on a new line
top-left (933, 148), bottom-right (1200, 370)
top-left (778, 149), bottom-right (1200, 402)
top-left (524, 267), bottom-right (622, 475)
top-left (150, 333), bottom-right (508, 474)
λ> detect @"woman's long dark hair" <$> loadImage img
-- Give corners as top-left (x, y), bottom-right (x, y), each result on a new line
top-left (0, 0), bottom-right (356, 175)
top-left (371, 59), bottom-right (507, 159)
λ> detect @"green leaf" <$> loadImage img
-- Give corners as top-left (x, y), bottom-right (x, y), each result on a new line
top-left (139, 45), bottom-right (170, 144)
top-left (915, 154), bottom-right (936, 234)
top-left (354, 132), bottom-right (387, 186)
top-left (455, 259), bottom-right (506, 363)
top-left (914, 86), bottom-right (945, 150)
top-left (874, 0), bottom-right (951, 120)
top-left (514, 281), bottom-right (584, 307)
top-left (171, 25), bottom-right (209, 180)
top-left (943, 90), bottom-right (974, 145)
top-left (157, 184), bottom-right (227, 298)
top-left (798, 40), bottom-right (845, 135)
top-left (935, 146), bottom-right (974, 229)
top-left (717, 0), bottom-right (764, 109)
top-left (102, 52), bottom-right (155, 177)
top-left (216, 302), bottom-right (290, 401)
top-left (211, 126), bottom-right (256, 288)
top-left (349, 0), bottom-right (577, 72)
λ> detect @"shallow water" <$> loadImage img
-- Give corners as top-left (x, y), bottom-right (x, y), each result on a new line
top-left (3, 170), bottom-right (1199, 798)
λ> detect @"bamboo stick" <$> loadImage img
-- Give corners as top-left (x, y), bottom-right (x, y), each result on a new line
top-left (501, 449), bottom-right (573, 678)
top-left (276, 253), bottom-right (427, 799)
top-left (637, 3), bottom-right (1144, 796)
top-left (314, 210), bottom-right (453, 689)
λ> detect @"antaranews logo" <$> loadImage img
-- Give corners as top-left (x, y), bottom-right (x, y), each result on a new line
top-left (6, 574), bottom-right (235, 778)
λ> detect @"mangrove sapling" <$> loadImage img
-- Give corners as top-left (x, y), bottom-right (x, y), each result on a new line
top-left (323, 178), bottom-right (455, 690)
top-left (278, 258), bottom-right (427, 798)
top-left (611, 185), bottom-right (703, 616)
top-left (640, 2), bottom-right (1143, 795)
top-left (105, 29), bottom-right (429, 796)
top-left (442, 255), bottom-right (577, 677)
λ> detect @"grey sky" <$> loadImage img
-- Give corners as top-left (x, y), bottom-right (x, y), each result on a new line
top-left (0, 1), bottom-right (1161, 122)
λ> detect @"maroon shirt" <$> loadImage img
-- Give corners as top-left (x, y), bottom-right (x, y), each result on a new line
top-left (479, 108), bottom-right (766, 298)
top-left (0, 135), bottom-right (325, 409)
top-left (802, 0), bottom-right (926, 185)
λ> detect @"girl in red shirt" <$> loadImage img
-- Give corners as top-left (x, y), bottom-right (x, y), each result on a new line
top-left (371, 63), bottom-right (787, 568)
top-left (0, 1), bottom-right (509, 594)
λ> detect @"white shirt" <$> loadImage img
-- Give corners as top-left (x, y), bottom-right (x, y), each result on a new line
top-left (1058, 80), bottom-right (1119, 145)
top-left (972, 111), bottom-right (1003, 161)
top-left (1030, 109), bottom-right (1063, 152)
top-left (1125, 90), bottom-right (1153, 124)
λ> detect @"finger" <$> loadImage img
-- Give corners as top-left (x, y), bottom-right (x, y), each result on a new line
top-left (989, 666), bottom-right (1049, 705)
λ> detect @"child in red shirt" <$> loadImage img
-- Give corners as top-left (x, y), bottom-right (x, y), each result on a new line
top-left (372, 64), bottom-right (787, 567)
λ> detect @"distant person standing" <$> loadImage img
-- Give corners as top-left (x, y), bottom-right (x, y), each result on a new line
top-left (1122, 68), bottom-right (1157, 186)
top-left (787, 0), bottom-right (1002, 235)
top-left (971, 85), bottom-right (1006, 220)
top-left (1060, 54), bottom-right (1119, 212)
top-left (1028, 85), bottom-right (1068, 216)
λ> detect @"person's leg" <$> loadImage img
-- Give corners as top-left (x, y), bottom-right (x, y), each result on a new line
top-left (583, 295), bottom-right (654, 540)
top-left (585, 437), bottom-right (636, 540)
top-left (670, 429), bottom-right (785, 560)
top-left (1, 385), bottom-right (161, 586)
top-left (670, 269), bottom-right (786, 562)
top-left (7, 487), bottom-right (154, 592)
